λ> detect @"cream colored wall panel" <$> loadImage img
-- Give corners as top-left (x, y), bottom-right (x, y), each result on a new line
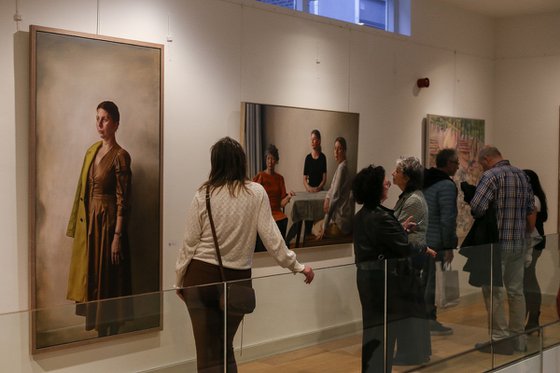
top-left (453, 54), bottom-right (495, 135)
top-left (535, 236), bottom-right (560, 297)
top-left (411, 0), bottom-right (495, 58)
top-left (390, 44), bottom-right (455, 150)
top-left (18, 0), bottom-right (97, 33)
top-left (241, 6), bottom-right (351, 111)
top-left (97, 0), bottom-right (170, 44)
top-left (496, 12), bottom-right (560, 59)
top-left (0, 0), bottom-right (21, 314)
top-left (495, 56), bottom-right (560, 234)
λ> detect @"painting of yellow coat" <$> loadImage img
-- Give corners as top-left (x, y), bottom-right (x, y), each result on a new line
top-left (30, 25), bottom-right (162, 352)
top-left (66, 141), bottom-right (102, 302)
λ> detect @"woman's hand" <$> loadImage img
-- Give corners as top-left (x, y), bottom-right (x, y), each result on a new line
top-left (282, 191), bottom-right (297, 207)
top-left (323, 198), bottom-right (330, 214)
top-left (111, 236), bottom-right (123, 264)
top-left (402, 216), bottom-right (417, 233)
top-left (315, 226), bottom-right (325, 240)
top-left (287, 191), bottom-right (296, 203)
top-left (425, 247), bottom-right (437, 258)
top-left (301, 266), bottom-right (314, 284)
top-left (444, 249), bottom-right (454, 264)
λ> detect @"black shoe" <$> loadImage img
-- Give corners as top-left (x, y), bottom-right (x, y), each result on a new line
top-left (430, 320), bottom-right (453, 336)
top-left (475, 340), bottom-right (514, 355)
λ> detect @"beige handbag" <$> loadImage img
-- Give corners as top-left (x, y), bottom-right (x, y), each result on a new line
top-left (435, 261), bottom-right (460, 308)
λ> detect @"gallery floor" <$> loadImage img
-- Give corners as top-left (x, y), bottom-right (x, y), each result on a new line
top-left (239, 296), bottom-right (559, 372)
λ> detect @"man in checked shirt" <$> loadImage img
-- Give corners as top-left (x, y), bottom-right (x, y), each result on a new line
top-left (470, 146), bottom-right (536, 355)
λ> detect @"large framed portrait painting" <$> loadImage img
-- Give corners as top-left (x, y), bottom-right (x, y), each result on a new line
top-left (241, 102), bottom-right (359, 250)
top-left (30, 26), bottom-right (163, 352)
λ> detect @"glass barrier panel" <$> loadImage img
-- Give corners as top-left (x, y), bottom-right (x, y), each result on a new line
top-left (536, 234), bottom-right (560, 350)
top-left (412, 348), bottom-right (493, 372)
top-left (234, 264), bottom-right (362, 372)
top-left (175, 281), bottom-right (229, 372)
top-left (378, 246), bottom-right (491, 371)
top-left (32, 290), bottom-right (161, 351)
top-left (480, 241), bottom-right (515, 368)
top-left (2, 236), bottom-right (558, 371)
top-left (480, 233), bottom-right (558, 369)
top-left (1, 288), bottom-right (198, 371)
top-left (0, 308), bottom-right (30, 369)
top-left (542, 322), bottom-right (560, 350)
top-left (432, 246), bottom-right (492, 364)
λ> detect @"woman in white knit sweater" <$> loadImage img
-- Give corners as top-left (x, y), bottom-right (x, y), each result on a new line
top-left (176, 137), bottom-right (314, 373)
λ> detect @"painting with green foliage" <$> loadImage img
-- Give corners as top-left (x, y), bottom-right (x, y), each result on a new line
top-left (425, 114), bottom-right (485, 238)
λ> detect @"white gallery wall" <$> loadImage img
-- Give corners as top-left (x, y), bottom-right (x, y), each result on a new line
top-left (495, 11), bottom-right (560, 236)
top-left (1, 0), bottom-right (551, 371)
top-left (493, 10), bottom-right (560, 301)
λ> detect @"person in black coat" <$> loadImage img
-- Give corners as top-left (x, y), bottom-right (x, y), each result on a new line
top-left (523, 169), bottom-right (548, 333)
top-left (353, 165), bottom-right (433, 373)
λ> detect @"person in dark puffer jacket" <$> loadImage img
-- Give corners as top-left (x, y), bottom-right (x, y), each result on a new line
top-left (423, 148), bottom-right (459, 336)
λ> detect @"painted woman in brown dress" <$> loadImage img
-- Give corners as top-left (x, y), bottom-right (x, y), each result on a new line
top-left (66, 101), bottom-right (132, 337)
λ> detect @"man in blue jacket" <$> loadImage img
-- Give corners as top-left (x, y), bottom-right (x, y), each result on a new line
top-left (423, 148), bottom-right (459, 336)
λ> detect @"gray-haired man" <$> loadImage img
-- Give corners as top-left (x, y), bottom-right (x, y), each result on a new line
top-left (470, 146), bottom-right (535, 354)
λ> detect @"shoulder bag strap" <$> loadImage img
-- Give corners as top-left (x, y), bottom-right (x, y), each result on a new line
top-left (205, 185), bottom-right (227, 283)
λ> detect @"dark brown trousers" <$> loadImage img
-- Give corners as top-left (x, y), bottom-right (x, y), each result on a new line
top-left (181, 259), bottom-right (252, 373)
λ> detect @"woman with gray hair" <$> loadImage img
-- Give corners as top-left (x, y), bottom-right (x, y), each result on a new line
top-left (391, 156), bottom-right (434, 366)
top-left (392, 156), bottom-right (428, 244)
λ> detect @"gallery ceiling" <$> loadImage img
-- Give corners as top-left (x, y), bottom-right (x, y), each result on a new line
top-left (437, 0), bottom-right (560, 18)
